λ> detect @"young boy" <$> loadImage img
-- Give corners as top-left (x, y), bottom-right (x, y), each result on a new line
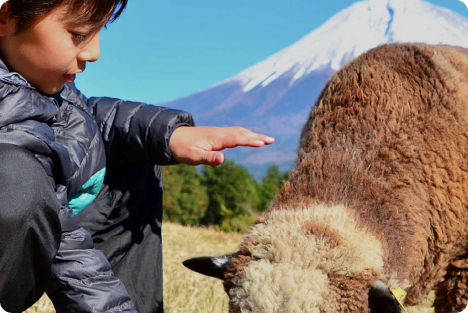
top-left (0, 1), bottom-right (274, 312)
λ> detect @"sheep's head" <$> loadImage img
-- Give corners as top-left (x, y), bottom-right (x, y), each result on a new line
top-left (184, 205), bottom-right (404, 312)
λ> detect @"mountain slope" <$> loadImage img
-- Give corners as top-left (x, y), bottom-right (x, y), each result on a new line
top-left (163, 0), bottom-right (468, 178)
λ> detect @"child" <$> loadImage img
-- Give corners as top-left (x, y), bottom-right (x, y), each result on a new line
top-left (0, 1), bottom-right (274, 312)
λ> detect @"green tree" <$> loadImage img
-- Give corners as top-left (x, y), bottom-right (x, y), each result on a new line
top-left (258, 165), bottom-right (290, 212)
top-left (163, 164), bottom-right (208, 226)
top-left (200, 161), bottom-right (260, 232)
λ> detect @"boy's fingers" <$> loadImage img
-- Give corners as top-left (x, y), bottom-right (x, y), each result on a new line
top-left (189, 149), bottom-right (224, 166)
top-left (215, 127), bottom-right (275, 148)
top-left (234, 128), bottom-right (275, 145)
top-left (252, 134), bottom-right (275, 145)
top-left (264, 136), bottom-right (275, 144)
top-left (203, 151), bottom-right (224, 165)
top-left (232, 135), bottom-right (275, 147)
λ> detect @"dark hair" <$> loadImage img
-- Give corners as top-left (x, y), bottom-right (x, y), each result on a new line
top-left (8, 0), bottom-right (128, 35)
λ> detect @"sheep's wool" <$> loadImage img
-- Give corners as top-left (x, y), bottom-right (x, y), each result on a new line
top-left (228, 205), bottom-right (385, 313)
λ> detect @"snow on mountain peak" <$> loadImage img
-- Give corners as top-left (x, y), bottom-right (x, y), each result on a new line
top-left (166, 0), bottom-right (468, 173)
top-left (229, 0), bottom-right (468, 93)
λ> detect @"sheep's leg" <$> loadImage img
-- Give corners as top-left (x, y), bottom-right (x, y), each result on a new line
top-left (433, 258), bottom-right (468, 313)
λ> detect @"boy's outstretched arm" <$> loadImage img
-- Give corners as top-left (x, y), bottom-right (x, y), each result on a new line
top-left (169, 126), bottom-right (275, 166)
top-left (65, 83), bottom-right (194, 165)
top-left (66, 83), bottom-right (273, 167)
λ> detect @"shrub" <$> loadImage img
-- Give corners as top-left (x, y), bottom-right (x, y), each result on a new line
top-left (163, 164), bottom-right (208, 225)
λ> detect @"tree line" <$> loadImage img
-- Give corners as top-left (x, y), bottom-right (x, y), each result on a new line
top-left (163, 161), bottom-right (289, 232)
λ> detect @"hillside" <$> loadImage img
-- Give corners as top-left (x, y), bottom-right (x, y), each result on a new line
top-left (164, 0), bottom-right (468, 178)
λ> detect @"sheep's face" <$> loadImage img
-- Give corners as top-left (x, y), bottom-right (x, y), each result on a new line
top-left (184, 205), bottom-right (401, 312)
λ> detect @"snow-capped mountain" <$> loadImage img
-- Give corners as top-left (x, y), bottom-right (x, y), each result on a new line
top-left (163, 0), bottom-right (468, 178)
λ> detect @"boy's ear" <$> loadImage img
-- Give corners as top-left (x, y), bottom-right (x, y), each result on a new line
top-left (0, 1), bottom-right (13, 37)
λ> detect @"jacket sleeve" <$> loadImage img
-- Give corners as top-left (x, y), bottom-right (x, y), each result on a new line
top-left (65, 83), bottom-right (195, 165)
top-left (47, 186), bottom-right (137, 313)
top-left (87, 96), bottom-right (194, 164)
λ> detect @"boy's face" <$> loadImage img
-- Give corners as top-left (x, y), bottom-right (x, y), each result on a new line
top-left (0, 3), bottom-right (104, 95)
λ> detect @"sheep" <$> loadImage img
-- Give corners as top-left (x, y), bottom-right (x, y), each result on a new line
top-left (183, 43), bottom-right (468, 313)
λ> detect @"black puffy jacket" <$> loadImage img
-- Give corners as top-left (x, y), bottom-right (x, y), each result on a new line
top-left (0, 58), bottom-right (194, 312)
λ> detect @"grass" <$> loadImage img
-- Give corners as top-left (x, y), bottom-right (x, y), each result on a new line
top-left (161, 223), bottom-right (242, 313)
top-left (26, 222), bottom-right (434, 313)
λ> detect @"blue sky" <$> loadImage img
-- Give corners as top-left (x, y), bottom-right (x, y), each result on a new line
top-left (77, 0), bottom-right (468, 105)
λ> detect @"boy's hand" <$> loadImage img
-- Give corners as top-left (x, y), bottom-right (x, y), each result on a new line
top-left (169, 126), bottom-right (275, 166)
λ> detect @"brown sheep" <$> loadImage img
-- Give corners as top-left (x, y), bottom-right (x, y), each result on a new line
top-left (183, 43), bottom-right (468, 313)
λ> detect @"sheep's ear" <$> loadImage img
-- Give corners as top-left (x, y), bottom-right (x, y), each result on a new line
top-left (183, 254), bottom-right (232, 280)
top-left (368, 281), bottom-right (402, 313)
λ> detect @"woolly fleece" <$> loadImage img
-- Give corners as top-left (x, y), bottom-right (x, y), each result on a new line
top-left (201, 43), bottom-right (468, 313)
top-left (227, 205), bottom-right (384, 312)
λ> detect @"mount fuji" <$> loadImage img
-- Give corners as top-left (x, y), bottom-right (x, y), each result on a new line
top-left (162, 0), bottom-right (468, 178)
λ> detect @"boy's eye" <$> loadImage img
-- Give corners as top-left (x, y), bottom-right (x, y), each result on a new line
top-left (72, 32), bottom-right (87, 43)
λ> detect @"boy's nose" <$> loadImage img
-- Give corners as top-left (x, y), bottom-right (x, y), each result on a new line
top-left (78, 32), bottom-right (101, 63)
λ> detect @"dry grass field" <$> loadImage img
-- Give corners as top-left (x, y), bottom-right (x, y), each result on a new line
top-left (26, 222), bottom-right (435, 313)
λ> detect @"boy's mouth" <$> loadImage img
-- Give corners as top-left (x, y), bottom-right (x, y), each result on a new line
top-left (63, 74), bottom-right (76, 83)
